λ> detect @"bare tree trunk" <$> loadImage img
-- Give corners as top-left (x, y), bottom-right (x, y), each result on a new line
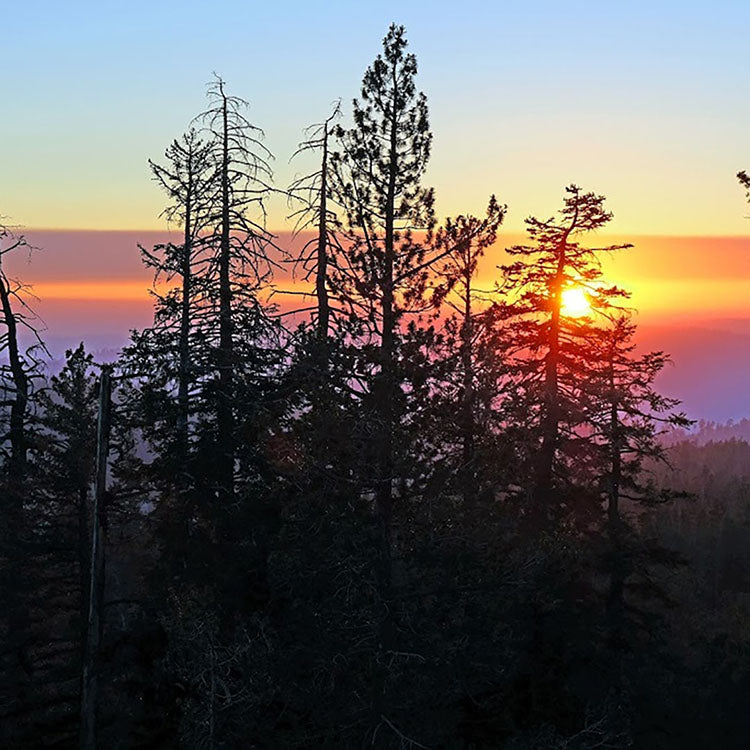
top-left (315, 122), bottom-right (331, 356)
top-left (0, 267), bottom-right (28, 481)
top-left (177, 180), bottom-right (193, 461)
top-left (533, 213), bottom-right (576, 520)
top-left (607, 363), bottom-right (626, 656)
top-left (533, 247), bottom-right (565, 516)
top-left (375, 91), bottom-right (399, 598)
top-left (0, 260), bottom-right (31, 722)
top-left (77, 484), bottom-right (91, 657)
top-left (217, 90), bottom-right (235, 503)
top-left (461, 278), bottom-right (476, 507)
top-left (80, 367), bottom-right (111, 750)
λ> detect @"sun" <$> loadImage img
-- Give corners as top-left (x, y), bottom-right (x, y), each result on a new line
top-left (560, 287), bottom-right (592, 317)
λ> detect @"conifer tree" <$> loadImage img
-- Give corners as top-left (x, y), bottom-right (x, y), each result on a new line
top-left (38, 344), bottom-right (99, 619)
top-left (584, 313), bottom-right (690, 647)
top-left (430, 197), bottom-right (506, 505)
top-left (282, 102), bottom-right (369, 505)
top-left (332, 24), bottom-right (436, 577)
top-left (122, 128), bottom-right (218, 581)
top-left (33, 345), bottom-right (99, 743)
top-left (142, 129), bottom-right (216, 461)
top-left (500, 185), bottom-right (630, 522)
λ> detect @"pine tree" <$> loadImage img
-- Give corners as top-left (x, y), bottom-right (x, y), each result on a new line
top-left (430, 197), bottom-right (507, 506)
top-left (120, 129), bottom-right (219, 591)
top-left (36, 345), bottom-right (99, 745)
top-left (143, 129), bottom-right (217, 462)
top-left (38, 344), bottom-right (99, 626)
top-left (584, 313), bottom-right (690, 648)
top-left (332, 24), bottom-right (436, 582)
top-left (500, 185), bottom-right (631, 524)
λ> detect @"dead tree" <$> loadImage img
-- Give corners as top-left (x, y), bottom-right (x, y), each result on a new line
top-left (286, 101), bottom-right (343, 363)
top-left (0, 227), bottom-right (45, 483)
top-left (197, 75), bottom-right (277, 505)
top-left (0, 224), bottom-right (47, 739)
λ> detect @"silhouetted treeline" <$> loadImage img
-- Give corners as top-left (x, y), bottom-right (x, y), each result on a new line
top-left (664, 417), bottom-right (750, 446)
top-left (2, 23), bottom-right (750, 750)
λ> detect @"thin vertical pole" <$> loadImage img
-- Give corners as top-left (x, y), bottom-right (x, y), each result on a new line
top-left (80, 365), bottom-right (112, 750)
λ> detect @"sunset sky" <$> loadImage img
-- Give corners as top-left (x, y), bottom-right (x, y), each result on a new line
top-left (2, 1), bottom-right (750, 418)
top-left (3, 0), bottom-right (749, 232)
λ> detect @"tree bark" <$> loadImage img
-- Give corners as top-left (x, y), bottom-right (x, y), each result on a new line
top-left (0, 255), bottom-right (31, 743)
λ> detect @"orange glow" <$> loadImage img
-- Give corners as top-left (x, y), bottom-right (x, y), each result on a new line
top-left (560, 287), bottom-right (591, 318)
top-left (30, 280), bottom-right (168, 301)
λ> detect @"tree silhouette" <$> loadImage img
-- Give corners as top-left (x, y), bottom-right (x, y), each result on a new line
top-left (738, 169), bottom-right (750, 204)
top-left (430, 197), bottom-right (507, 506)
top-left (37, 344), bottom-right (99, 621)
top-left (332, 24), bottom-right (436, 586)
top-left (0, 226), bottom-right (46, 484)
top-left (122, 129), bottom-right (218, 585)
top-left (142, 129), bottom-right (217, 461)
top-left (287, 101), bottom-right (343, 361)
top-left (584, 312), bottom-right (690, 649)
top-left (197, 75), bottom-right (278, 505)
top-left (500, 185), bottom-right (631, 523)
top-left (0, 224), bottom-right (48, 742)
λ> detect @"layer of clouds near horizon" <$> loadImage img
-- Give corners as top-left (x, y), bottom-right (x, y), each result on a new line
top-left (1, 1), bottom-right (750, 235)
top-left (4, 228), bottom-right (749, 420)
top-left (7, 228), bottom-right (748, 335)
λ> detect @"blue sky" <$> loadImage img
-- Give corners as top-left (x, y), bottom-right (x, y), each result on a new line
top-left (2, 0), bottom-right (749, 233)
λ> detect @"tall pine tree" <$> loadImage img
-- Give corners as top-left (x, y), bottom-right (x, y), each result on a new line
top-left (500, 185), bottom-right (630, 524)
top-left (332, 24), bottom-right (436, 585)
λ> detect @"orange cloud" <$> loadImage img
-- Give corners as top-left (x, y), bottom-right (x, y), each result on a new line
top-left (31, 280), bottom-right (158, 301)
